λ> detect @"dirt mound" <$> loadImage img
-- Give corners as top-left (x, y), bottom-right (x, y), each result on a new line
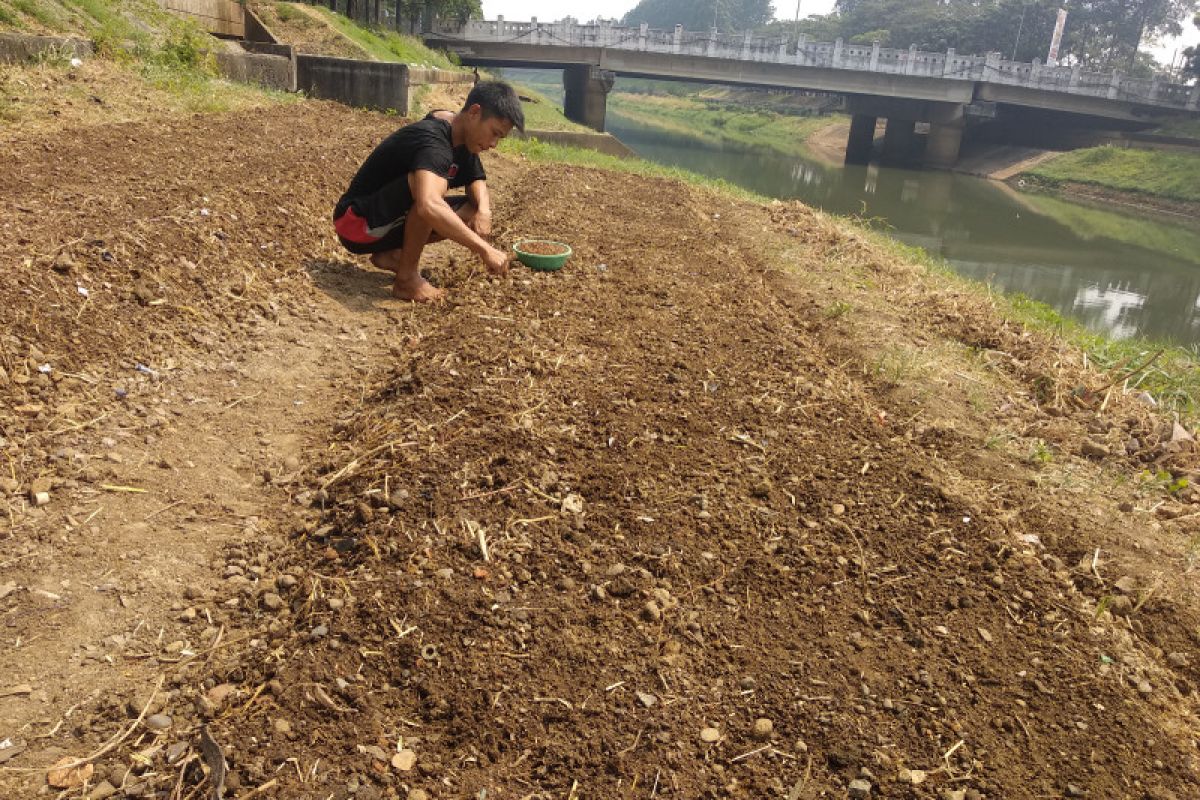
top-left (2, 97), bottom-right (1199, 800)
top-left (247, 1), bottom-right (373, 60)
top-left (191, 167), bottom-right (1198, 798)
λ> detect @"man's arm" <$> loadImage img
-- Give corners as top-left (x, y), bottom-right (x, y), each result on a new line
top-left (466, 180), bottom-right (492, 237)
top-left (409, 170), bottom-right (507, 273)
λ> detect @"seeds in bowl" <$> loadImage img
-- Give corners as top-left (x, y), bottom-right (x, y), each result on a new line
top-left (519, 241), bottom-right (570, 256)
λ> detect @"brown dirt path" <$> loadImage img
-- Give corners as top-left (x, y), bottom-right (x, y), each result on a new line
top-left (0, 100), bottom-right (444, 795)
top-left (1, 94), bottom-right (1199, 800)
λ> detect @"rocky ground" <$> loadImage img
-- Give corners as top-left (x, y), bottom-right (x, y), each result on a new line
top-left (2, 69), bottom-right (1200, 800)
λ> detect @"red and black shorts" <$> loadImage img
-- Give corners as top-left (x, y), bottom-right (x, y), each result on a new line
top-left (334, 181), bottom-right (471, 256)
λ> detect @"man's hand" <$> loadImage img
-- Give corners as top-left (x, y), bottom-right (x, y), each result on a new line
top-left (470, 209), bottom-right (493, 238)
top-left (480, 244), bottom-right (509, 276)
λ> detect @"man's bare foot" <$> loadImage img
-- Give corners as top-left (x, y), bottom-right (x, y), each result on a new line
top-left (392, 275), bottom-right (445, 303)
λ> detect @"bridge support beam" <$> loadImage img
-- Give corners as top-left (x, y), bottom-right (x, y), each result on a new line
top-left (563, 65), bottom-right (615, 131)
top-left (925, 120), bottom-right (965, 169)
top-left (844, 114), bottom-right (877, 165)
top-left (881, 118), bottom-right (917, 165)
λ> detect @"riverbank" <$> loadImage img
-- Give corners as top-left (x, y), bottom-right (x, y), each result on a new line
top-left (608, 90), bottom-right (840, 158)
top-left (5, 47), bottom-right (1200, 800)
top-left (604, 85), bottom-right (1200, 220)
top-left (1015, 145), bottom-right (1200, 219)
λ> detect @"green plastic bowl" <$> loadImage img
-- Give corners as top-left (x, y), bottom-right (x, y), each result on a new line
top-left (513, 239), bottom-right (572, 272)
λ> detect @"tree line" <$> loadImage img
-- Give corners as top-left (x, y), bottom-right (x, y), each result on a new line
top-left (321, 0), bottom-right (479, 33)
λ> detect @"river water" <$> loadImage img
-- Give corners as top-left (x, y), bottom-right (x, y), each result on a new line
top-left (604, 114), bottom-right (1200, 347)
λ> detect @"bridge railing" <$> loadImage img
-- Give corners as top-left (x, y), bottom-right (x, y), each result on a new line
top-left (435, 17), bottom-right (1199, 111)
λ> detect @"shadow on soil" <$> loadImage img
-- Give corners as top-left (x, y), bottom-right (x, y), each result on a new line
top-left (303, 259), bottom-right (394, 312)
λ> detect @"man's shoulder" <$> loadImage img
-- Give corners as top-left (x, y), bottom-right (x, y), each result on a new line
top-left (398, 117), bottom-right (451, 141)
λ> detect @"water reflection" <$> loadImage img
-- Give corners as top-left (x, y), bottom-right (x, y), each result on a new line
top-left (606, 115), bottom-right (1200, 346)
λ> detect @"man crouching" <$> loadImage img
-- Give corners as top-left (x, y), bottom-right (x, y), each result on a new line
top-left (333, 81), bottom-right (524, 302)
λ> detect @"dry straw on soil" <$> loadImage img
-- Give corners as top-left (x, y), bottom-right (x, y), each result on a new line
top-left (2, 99), bottom-right (1199, 800)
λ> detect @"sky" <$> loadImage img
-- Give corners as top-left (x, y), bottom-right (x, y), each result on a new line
top-left (481, 1), bottom-right (1198, 68)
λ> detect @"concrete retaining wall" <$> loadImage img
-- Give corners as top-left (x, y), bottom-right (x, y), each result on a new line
top-left (0, 32), bottom-right (92, 64)
top-left (243, 8), bottom-right (280, 44)
top-left (159, 0), bottom-right (244, 38)
top-left (409, 68), bottom-right (476, 87)
top-left (240, 41), bottom-right (293, 59)
top-left (515, 129), bottom-right (636, 158)
top-left (214, 49), bottom-right (295, 92)
top-left (297, 56), bottom-right (473, 115)
top-left (297, 55), bottom-right (411, 113)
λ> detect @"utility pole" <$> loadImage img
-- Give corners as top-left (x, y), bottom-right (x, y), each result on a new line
top-left (1012, 3), bottom-right (1027, 61)
top-left (792, 0), bottom-right (802, 55)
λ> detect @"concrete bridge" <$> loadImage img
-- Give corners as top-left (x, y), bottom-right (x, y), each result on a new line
top-left (427, 17), bottom-right (1200, 168)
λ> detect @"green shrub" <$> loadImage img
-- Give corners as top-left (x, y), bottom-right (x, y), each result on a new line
top-left (275, 2), bottom-right (310, 25)
top-left (12, 0), bottom-right (66, 28)
top-left (152, 22), bottom-right (217, 74)
top-left (0, 2), bottom-right (21, 26)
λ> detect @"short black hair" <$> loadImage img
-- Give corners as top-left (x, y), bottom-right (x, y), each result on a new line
top-left (463, 80), bottom-right (525, 134)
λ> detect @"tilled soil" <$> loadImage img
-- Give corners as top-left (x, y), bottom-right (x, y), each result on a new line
top-left (2, 99), bottom-right (1200, 800)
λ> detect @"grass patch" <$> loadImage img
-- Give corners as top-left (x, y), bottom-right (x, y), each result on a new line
top-left (608, 92), bottom-right (838, 158)
top-left (1155, 116), bottom-right (1200, 140)
top-left (306, 5), bottom-right (460, 68)
top-left (506, 82), bottom-right (590, 133)
top-left (879, 236), bottom-right (1199, 418)
top-left (0, 0), bottom-right (22, 26)
top-left (500, 136), bottom-right (766, 203)
top-left (11, 0), bottom-right (68, 28)
top-left (1027, 146), bottom-right (1200, 204)
top-left (148, 69), bottom-right (299, 113)
top-left (275, 1), bottom-right (312, 26)
top-left (0, 3), bottom-right (297, 128)
top-left (519, 98), bottom-right (585, 131)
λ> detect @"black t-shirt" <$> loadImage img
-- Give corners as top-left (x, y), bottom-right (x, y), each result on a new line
top-left (337, 116), bottom-right (486, 213)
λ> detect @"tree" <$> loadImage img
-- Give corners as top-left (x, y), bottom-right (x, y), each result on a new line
top-left (809, 0), bottom-right (1199, 72)
top-left (390, 0), bottom-right (480, 33)
top-left (1184, 12), bottom-right (1199, 78)
top-left (621, 0), bottom-right (776, 32)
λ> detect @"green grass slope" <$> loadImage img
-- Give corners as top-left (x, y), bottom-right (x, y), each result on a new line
top-left (1026, 146), bottom-right (1200, 204)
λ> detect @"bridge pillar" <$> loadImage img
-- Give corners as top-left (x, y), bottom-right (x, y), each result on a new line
top-left (795, 34), bottom-right (809, 64)
top-left (942, 48), bottom-right (955, 77)
top-left (881, 118), bottom-right (917, 165)
top-left (845, 114), bottom-right (877, 165)
top-left (925, 120), bottom-right (964, 169)
top-left (563, 65), bottom-right (615, 132)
